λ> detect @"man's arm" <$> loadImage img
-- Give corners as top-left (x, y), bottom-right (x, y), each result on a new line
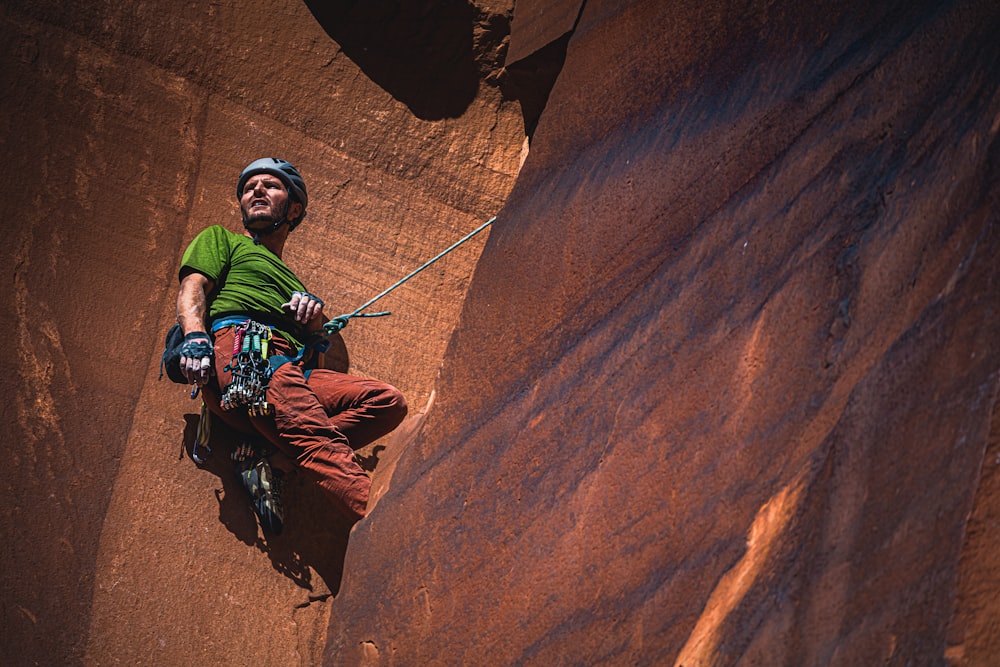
top-left (177, 271), bottom-right (216, 385)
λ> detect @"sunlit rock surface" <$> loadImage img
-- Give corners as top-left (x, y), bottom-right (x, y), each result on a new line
top-left (2, 0), bottom-right (999, 665)
top-left (327, 0), bottom-right (1000, 665)
top-left (1, 1), bottom-right (520, 664)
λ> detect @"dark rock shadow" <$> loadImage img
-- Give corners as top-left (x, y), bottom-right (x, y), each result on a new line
top-left (354, 444), bottom-right (386, 473)
top-left (302, 0), bottom-right (487, 120)
top-left (499, 32), bottom-right (571, 140)
top-left (181, 413), bottom-right (355, 595)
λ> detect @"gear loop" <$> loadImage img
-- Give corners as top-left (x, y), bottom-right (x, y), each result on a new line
top-left (220, 320), bottom-right (275, 416)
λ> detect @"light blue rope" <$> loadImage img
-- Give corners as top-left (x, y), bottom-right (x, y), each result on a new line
top-left (322, 216), bottom-right (496, 336)
top-left (266, 216), bottom-right (496, 371)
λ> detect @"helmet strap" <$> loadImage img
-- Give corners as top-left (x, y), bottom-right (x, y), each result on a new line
top-left (243, 199), bottom-right (293, 244)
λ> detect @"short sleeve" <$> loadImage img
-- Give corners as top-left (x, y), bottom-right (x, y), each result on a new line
top-left (179, 225), bottom-right (232, 283)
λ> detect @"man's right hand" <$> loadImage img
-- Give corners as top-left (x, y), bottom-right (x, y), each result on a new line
top-left (282, 290), bottom-right (325, 326)
top-left (179, 332), bottom-right (214, 385)
top-left (177, 271), bottom-right (215, 385)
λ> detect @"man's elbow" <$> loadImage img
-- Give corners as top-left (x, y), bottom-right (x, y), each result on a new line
top-left (179, 270), bottom-right (214, 295)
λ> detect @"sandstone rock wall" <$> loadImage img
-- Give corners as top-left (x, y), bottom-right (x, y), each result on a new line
top-left (1, 1), bottom-right (521, 664)
top-left (3, 0), bottom-right (1000, 665)
top-left (326, 0), bottom-right (1000, 664)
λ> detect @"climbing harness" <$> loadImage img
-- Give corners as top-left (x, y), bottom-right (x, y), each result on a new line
top-left (221, 320), bottom-right (275, 416)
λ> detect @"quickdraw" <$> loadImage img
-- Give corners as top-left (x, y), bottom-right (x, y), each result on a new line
top-left (221, 320), bottom-right (274, 416)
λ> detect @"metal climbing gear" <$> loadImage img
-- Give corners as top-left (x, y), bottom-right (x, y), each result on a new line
top-left (221, 320), bottom-right (275, 416)
top-left (191, 401), bottom-right (212, 465)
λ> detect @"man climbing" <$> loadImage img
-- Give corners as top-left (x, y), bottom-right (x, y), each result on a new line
top-left (174, 157), bottom-right (407, 533)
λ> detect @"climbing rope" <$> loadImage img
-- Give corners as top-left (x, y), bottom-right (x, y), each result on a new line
top-left (321, 215), bottom-right (496, 336)
top-left (269, 215), bottom-right (496, 369)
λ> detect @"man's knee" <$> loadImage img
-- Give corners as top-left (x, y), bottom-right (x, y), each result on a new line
top-left (378, 384), bottom-right (408, 429)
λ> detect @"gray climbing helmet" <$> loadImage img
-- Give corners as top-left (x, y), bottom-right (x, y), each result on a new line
top-left (236, 158), bottom-right (308, 229)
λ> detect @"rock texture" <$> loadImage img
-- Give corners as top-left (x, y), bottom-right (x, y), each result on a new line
top-left (1, 1), bottom-right (520, 665)
top-left (327, 0), bottom-right (1000, 664)
top-left (2, 0), bottom-right (999, 665)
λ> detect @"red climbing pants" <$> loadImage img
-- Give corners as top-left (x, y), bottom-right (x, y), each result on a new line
top-left (201, 325), bottom-right (407, 522)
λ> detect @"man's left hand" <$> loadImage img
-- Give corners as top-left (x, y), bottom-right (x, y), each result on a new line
top-left (283, 290), bottom-right (325, 324)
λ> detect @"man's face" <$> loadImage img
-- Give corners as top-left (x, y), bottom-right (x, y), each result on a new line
top-left (240, 173), bottom-right (293, 227)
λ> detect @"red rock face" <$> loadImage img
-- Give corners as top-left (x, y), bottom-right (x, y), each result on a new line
top-left (3, 0), bottom-right (999, 665)
top-left (1, 1), bottom-right (520, 665)
top-left (327, 0), bottom-right (1000, 665)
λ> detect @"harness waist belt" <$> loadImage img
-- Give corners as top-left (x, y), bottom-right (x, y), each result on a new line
top-left (211, 312), bottom-right (300, 336)
top-left (211, 315), bottom-right (255, 332)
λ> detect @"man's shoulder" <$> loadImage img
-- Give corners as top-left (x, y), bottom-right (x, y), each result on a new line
top-left (181, 225), bottom-right (242, 278)
top-left (186, 225), bottom-right (257, 255)
top-left (192, 224), bottom-right (240, 243)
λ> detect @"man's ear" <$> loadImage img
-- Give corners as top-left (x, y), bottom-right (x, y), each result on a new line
top-left (288, 201), bottom-right (304, 224)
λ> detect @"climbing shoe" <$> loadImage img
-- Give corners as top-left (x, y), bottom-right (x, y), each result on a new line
top-left (235, 454), bottom-right (285, 535)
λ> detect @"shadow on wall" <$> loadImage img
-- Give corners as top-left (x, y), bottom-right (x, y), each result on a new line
top-left (181, 413), bottom-right (355, 595)
top-left (302, 0), bottom-right (500, 120)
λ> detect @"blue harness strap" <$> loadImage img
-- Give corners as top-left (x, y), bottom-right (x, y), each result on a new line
top-left (211, 315), bottom-right (251, 332)
top-left (211, 314), bottom-right (326, 374)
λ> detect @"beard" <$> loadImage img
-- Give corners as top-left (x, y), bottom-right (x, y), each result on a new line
top-left (242, 202), bottom-right (283, 229)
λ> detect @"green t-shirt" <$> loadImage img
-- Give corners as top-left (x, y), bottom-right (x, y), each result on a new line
top-left (179, 225), bottom-right (308, 348)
